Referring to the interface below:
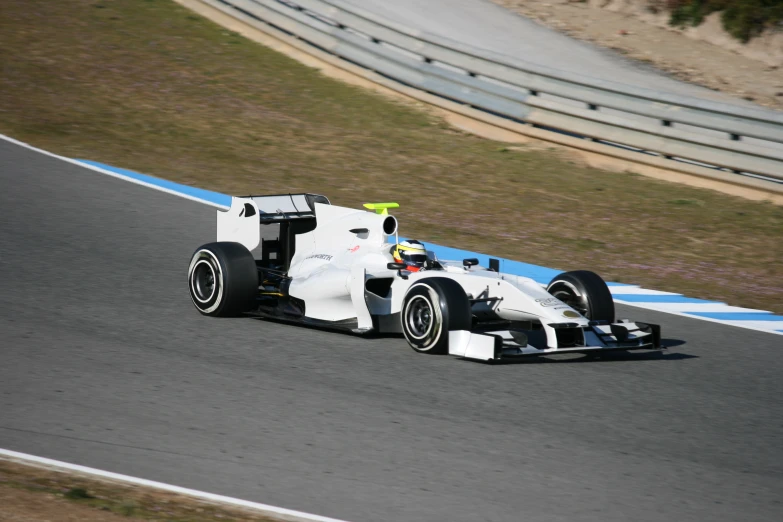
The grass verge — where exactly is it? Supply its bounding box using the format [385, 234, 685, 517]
[1, 0, 781, 313]
[0, 459, 283, 521]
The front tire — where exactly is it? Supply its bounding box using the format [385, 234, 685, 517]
[546, 270, 614, 322]
[188, 242, 258, 317]
[401, 278, 471, 354]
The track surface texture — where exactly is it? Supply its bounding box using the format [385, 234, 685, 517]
[1, 140, 782, 522]
[338, 0, 755, 105]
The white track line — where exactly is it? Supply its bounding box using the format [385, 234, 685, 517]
[0, 134, 226, 209]
[608, 286, 681, 296]
[721, 320, 783, 331]
[0, 449, 351, 522]
[614, 300, 783, 336]
[622, 303, 771, 313]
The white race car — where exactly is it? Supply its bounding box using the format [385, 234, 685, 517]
[187, 193, 662, 362]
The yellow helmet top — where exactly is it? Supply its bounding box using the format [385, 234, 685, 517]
[391, 240, 427, 266]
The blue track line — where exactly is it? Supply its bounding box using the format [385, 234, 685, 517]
[72, 158, 783, 336]
[612, 295, 719, 304]
[685, 312, 781, 321]
[79, 160, 232, 209]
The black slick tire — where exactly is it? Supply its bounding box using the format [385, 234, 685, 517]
[546, 270, 615, 322]
[188, 242, 258, 317]
[401, 277, 471, 354]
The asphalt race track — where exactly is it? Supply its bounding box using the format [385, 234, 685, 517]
[1, 139, 782, 522]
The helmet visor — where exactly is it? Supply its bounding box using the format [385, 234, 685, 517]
[403, 253, 428, 266]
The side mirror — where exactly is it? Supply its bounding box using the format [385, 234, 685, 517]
[463, 258, 479, 267]
[387, 262, 410, 280]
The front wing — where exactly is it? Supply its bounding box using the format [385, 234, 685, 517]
[449, 321, 663, 362]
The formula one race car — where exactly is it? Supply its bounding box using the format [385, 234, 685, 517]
[187, 194, 662, 362]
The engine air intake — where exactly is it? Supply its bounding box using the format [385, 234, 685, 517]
[383, 215, 398, 235]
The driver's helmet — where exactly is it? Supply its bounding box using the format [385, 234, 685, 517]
[391, 240, 428, 271]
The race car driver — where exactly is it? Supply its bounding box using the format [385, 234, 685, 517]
[390, 239, 428, 272]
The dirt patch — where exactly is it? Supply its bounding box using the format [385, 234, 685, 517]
[0, 0, 781, 314]
[492, 0, 783, 108]
[0, 459, 284, 521]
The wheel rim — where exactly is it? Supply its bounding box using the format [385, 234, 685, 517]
[550, 285, 589, 318]
[191, 259, 218, 303]
[406, 295, 434, 340]
[188, 249, 226, 314]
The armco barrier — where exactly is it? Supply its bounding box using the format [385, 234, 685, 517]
[198, 0, 783, 192]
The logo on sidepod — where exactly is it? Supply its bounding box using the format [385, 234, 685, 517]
[305, 254, 333, 261]
[348, 245, 360, 253]
[563, 310, 581, 318]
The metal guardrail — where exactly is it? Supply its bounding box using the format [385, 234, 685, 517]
[207, 0, 783, 185]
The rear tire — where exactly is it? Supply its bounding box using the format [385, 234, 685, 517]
[188, 242, 258, 317]
[401, 278, 471, 354]
[546, 270, 614, 322]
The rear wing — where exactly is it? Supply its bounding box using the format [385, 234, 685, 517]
[216, 193, 330, 251]
[245, 193, 330, 223]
